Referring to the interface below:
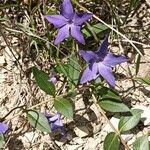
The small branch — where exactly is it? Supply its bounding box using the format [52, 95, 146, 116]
[1, 105, 25, 121]
[91, 94, 130, 150]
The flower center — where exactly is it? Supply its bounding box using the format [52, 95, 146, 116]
[95, 56, 103, 63]
[68, 19, 73, 24]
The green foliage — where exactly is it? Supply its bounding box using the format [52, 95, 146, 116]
[133, 135, 149, 150]
[98, 100, 130, 112]
[0, 134, 5, 149]
[95, 86, 121, 101]
[27, 110, 51, 133]
[134, 77, 150, 85]
[135, 54, 141, 75]
[56, 54, 80, 89]
[82, 23, 108, 38]
[54, 98, 73, 119]
[32, 67, 55, 96]
[104, 132, 120, 150]
[118, 109, 143, 133]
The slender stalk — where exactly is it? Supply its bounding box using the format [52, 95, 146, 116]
[91, 94, 130, 150]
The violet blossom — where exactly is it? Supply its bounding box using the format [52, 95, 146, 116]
[45, 113, 65, 135]
[80, 37, 128, 87]
[0, 122, 8, 134]
[48, 74, 58, 84]
[44, 0, 92, 45]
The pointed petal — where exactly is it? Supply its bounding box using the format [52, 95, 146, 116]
[48, 113, 61, 122]
[0, 122, 8, 134]
[45, 113, 65, 135]
[80, 50, 97, 63]
[74, 12, 93, 25]
[54, 25, 70, 45]
[80, 63, 98, 84]
[60, 0, 74, 19]
[71, 25, 85, 44]
[98, 63, 115, 87]
[44, 15, 67, 28]
[96, 37, 109, 58]
[103, 53, 128, 67]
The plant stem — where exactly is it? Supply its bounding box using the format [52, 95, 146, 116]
[91, 94, 130, 150]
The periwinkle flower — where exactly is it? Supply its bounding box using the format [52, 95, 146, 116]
[80, 37, 128, 87]
[48, 76, 57, 84]
[45, 113, 65, 135]
[0, 122, 8, 134]
[44, 0, 92, 45]
[48, 74, 59, 84]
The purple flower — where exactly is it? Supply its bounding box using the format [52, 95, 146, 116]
[44, 0, 92, 45]
[48, 74, 58, 84]
[45, 113, 65, 135]
[80, 37, 128, 87]
[48, 76, 57, 84]
[0, 122, 8, 134]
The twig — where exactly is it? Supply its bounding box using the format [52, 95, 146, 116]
[92, 94, 130, 150]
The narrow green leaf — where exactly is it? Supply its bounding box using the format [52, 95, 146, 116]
[99, 100, 130, 112]
[54, 98, 73, 119]
[104, 132, 120, 150]
[133, 135, 149, 150]
[68, 54, 80, 88]
[134, 77, 150, 85]
[55, 55, 80, 88]
[32, 67, 55, 96]
[0, 134, 5, 149]
[96, 86, 121, 101]
[135, 54, 141, 75]
[55, 64, 69, 77]
[119, 109, 143, 133]
[82, 23, 108, 38]
[27, 110, 51, 133]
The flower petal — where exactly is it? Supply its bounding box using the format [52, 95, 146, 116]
[80, 50, 97, 63]
[45, 113, 65, 135]
[74, 12, 93, 25]
[44, 15, 67, 28]
[98, 63, 115, 87]
[0, 122, 8, 134]
[80, 63, 98, 84]
[71, 25, 85, 44]
[96, 37, 109, 58]
[48, 113, 61, 122]
[60, 0, 74, 19]
[54, 25, 70, 45]
[103, 53, 128, 67]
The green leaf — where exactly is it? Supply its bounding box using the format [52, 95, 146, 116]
[133, 135, 149, 150]
[32, 67, 55, 96]
[0, 134, 5, 149]
[54, 98, 73, 119]
[134, 77, 150, 85]
[129, 0, 140, 12]
[68, 54, 80, 88]
[82, 23, 108, 38]
[119, 109, 143, 133]
[55, 64, 69, 77]
[135, 54, 141, 75]
[55, 54, 80, 88]
[27, 110, 51, 133]
[96, 86, 121, 101]
[98, 100, 130, 112]
[104, 132, 120, 150]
